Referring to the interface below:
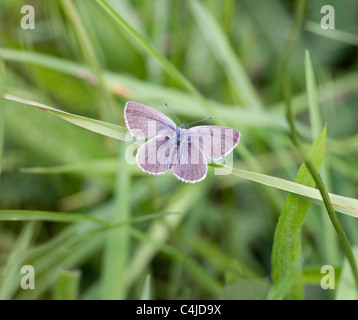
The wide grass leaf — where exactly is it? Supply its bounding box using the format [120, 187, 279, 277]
[271, 125, 327, 299]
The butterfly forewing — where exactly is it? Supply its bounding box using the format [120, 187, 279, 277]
[125, 101, 177, 139]
[187, 126, 240, 160]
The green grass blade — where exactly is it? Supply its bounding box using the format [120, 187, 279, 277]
[140, 275, 151, 300]
[305, 50, 340, 265]
[271, 125, 327, 299]
[2, 94, 130, 141]
[95, 0, 212, 115]
[215, 165, 358, 218]
[305, 21, 358, 47]
[188, 0, 263, 109]
[0, 209, 178, 228]
[335, 247, 358, 300]
[20, 158, 118, 175]
[101, 143, 131, 299]
[305, 51, 322, 138]
[54, 269, 81, 300]
[60, 0, 119, 121]
[0, 222, 39, 299]
[0, 52, 5, 178]
[0, 210, 109, 225]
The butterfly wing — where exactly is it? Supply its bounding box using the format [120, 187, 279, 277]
[136, 133, 177, 175]
[172, 135, 207, 183]
[124, 101, 177, 139]
[187, 126, 240, 160]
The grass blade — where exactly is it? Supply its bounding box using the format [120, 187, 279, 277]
[140, 275, 151, 300]
[54, 269, 81, 300]
[0, 52, 5, 177]
[95, 0, 212, 115]
[271, 125, 327, 299]
[101, 143, 131, 299]
[0, 222, 39, 299]
[2, 94, 130, 142]
[217, 164, 358, 218]
[305, 21, 358, 47]
[335, 247, 358, 300]
[60, 0, 119, 121]
[305, 51, 322, 138]
[0, 210, 109, 225]
[305, 50, 340, 265]
[188, 0, 263, 109]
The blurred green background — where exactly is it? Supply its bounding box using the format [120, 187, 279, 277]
[0, 0, 357, 300]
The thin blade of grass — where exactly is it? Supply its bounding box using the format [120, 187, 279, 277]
[95, 0, 213, 116]
[0, 209, 109, 225]
[215, 165, 358, 218]
[305, 21, 358, 47]
[305, 50, 340, 265]
[335, 247, 358, 300]
[140, 275, 151, 300]
[0, 52, 5, 178]
[54, 269, 81, 300]
[0, 209, 178, 228]
[188, 0, 263, 110]
[60, 0, 119, 122]
[2, 94, 130, 142]
[101, 143, 131, 299]
[305, 51, 322, 138]
[0, 222, 39, 299]
[20, 158, 119, 175]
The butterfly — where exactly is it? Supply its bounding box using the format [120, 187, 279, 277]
[124, 101, 240, 183]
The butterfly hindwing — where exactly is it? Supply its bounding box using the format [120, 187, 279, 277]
[136, 133, 176, 175]
[173, 136, 207, 183]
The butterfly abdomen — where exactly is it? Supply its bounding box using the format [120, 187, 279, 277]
[176, 128, 181, 147]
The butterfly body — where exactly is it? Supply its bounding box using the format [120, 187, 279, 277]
[124, 101, 240, 183]
[175, 124, 187, 147]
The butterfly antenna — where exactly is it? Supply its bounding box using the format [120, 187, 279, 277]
[186, 117, 213, 127]
[164, 103, 181, 125]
